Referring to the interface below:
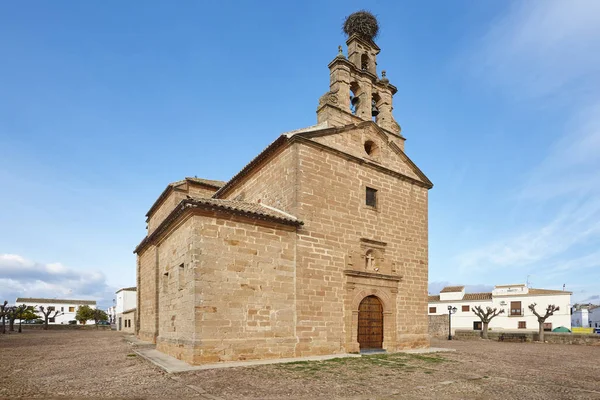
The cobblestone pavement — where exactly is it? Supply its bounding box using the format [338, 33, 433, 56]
[1, 330, 600, 399]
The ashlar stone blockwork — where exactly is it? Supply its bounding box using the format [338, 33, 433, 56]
[135, 15, 432, 365]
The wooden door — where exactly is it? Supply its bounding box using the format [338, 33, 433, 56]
[358, 296, 383, 350]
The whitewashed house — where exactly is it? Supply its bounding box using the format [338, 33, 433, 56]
[115, 287, 136, 331]
[587, 305, 600, 329]
[16, 297, 97, 325]
[107, 305, 116, 324]
[571, 305, 590, 328]
[428, 284, 572, 333]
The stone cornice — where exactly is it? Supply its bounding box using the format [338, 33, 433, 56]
[343, 270, 401, 282]
[134, 198, 301, 255]
[292, 133, 433, 190]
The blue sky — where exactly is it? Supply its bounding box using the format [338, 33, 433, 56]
[1, 1, 599, 308]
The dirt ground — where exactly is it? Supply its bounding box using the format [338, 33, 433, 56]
[1, 330, 600, 399]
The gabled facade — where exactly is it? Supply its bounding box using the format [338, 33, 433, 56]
[428, 284, 572, 333]
[135, 14, 432, 365]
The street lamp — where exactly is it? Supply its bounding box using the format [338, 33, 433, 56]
[448, 305, 457, 340]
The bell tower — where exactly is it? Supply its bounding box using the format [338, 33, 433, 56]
[317, 11, 402, 137]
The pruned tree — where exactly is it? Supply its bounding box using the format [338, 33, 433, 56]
[529, 303, 559, 342]
[4, 306, 18, 332]
[0, 301, 8, 334]
[38, 306, 62, 330]
[91, 309, 108, 328]
[472, 306, 505, 339]
[15, 305, 38, 333]
[76, 305, 93, 325]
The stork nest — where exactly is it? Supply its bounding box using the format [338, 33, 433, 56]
[342, 10, 379, 41]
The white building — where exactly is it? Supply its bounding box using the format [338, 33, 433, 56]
[428, 284, 572, 333]
[573, 304, 600, 328]
[107, 305, 116, 324]
[16, 297, 97, 325]
[571, 305, 590, 328]
[115, 287, 136, 331]
[590, 306, 600, 329]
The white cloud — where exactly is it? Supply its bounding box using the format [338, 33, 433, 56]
[455, 1, 600, 285]
[474, 0, 600, 99]
[0, 254, 116, 307]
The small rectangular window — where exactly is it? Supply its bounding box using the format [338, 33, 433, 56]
[69, 307, 75, 312]
[429, 307, 436, 313]
[366, 187, 377, 207]
[462, 305, 470, 312]
[178, 263, 185, 291]
[61, 307, 64, 312]
[518, 321, 526, 329]
[510, 301, 522, 316]
[543, 323, 552, 331]
[49, 317, 55, 323]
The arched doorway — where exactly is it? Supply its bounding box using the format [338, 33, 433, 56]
[358, 295, 383, 350]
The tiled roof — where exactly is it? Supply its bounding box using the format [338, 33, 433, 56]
[116, 287, 136, 293]
[428, 292, 492, 302]
[16, 298, 96, 305]
[440, 286, 465, 293]
[146, 177, 226, 218]
[135, 198, 302, 254]
[529, 288, 572, 295]
[186, 197, 301, 225]
[464, 292, 493, 301]
[184, 177, 227, 188]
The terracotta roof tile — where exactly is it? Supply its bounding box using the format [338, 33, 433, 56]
[16, 298, 97, 305]
[186, 197, 301, 225]
[116, 287, 136, 293]
[185, 177, 227, 188]
[440, 285, 465, 293]
[428, 295, 440, 302]
[463, 292, 493, 301]
[529, 288, 572, 295]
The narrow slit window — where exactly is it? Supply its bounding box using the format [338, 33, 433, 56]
[163, 272, 169, 292]
[366, 187, 377, 207]
[178, 263, 185, 291]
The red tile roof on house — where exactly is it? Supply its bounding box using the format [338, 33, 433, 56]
[440, 286, 465, 293]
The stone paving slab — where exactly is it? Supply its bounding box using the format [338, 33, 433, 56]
[134, 347, 363, 373]
[399, 347, 456, 354]
[133, 344, 454, 374]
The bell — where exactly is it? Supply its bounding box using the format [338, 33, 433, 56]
[351, 96, 360, 106]
[371, 100, 380, 117]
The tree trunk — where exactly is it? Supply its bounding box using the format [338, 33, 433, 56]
[538, 321, 544, 342]
[1, 316, 5, 334]
[18, 319, 22, 333]
[43, 318, 49, 331]
[482, 322, 489, 339]
[9, 318, 15, 332]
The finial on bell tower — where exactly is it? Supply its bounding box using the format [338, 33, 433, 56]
[316, 11, 401, 138]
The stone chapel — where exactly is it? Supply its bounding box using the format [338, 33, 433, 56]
[134, 12, 433, 365]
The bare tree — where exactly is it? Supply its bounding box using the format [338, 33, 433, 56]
[472, 306, 505, 339]
[38, 306, 62, 330]
[528, 303, 559, 342]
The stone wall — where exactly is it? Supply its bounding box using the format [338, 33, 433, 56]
[429, 314, 449, 338]
[147, 182, 217, 235]
[222, 144, 297, 214]
[455, 329, 600, 345]
[137, 245, 158, 343]
[293, 124, 430, 354]
[14, 324, 110, 330]
[154, 210, 298, 364]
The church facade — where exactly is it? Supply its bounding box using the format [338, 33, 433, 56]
[135, 17, 433, 365]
